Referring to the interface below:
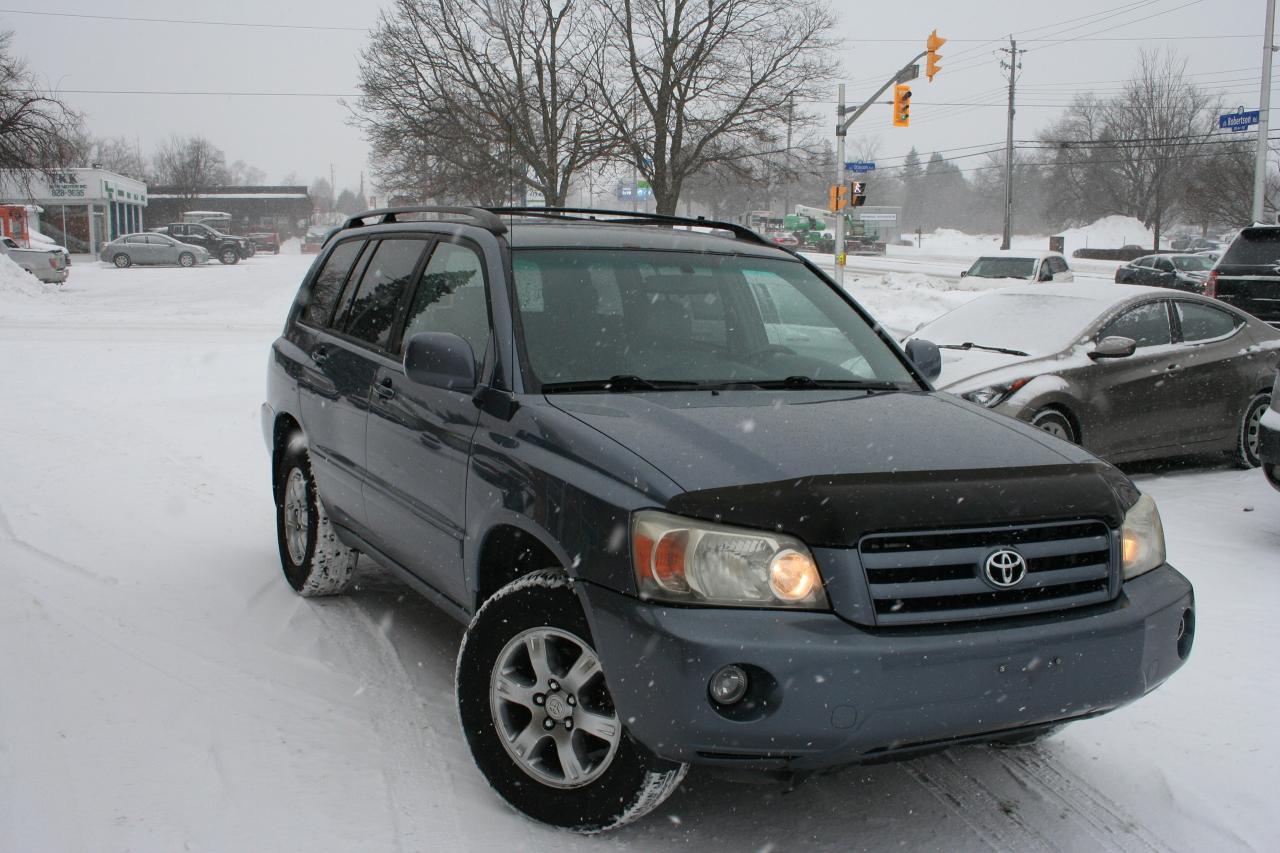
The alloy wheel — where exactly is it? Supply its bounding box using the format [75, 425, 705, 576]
[282, 467, 309, 565]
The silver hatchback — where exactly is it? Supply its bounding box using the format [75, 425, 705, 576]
[100, 233, 210, 268]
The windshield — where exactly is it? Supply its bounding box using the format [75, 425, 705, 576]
[914, 293, 1108, 357]
[1171, 255, 1212, 272]
[1222, 229, 1280, 265]
[966, 257, 1036, 279]
[510, 249, 918, 389]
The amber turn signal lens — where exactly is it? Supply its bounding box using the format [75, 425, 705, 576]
[768, 549, 820, 601]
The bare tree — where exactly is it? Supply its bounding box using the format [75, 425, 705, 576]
[151, 135, 229, 198]
[0, 31, 83, 188]
[585, 0, 836, 215]
[64, 133, 147, 179]
[226, 160, 266, 186]
[354, 0, 611, 207]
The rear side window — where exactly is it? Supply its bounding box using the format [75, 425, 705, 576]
[1222, 229, 1280, 265]
[302, 240, 363, 327]
[401, 242, 490, 359]
[1154, 257, 1174, 273]
[342, 238, 429, 349]
[1100, 302, 1172, 347]
[1177, 301, 1241, 342]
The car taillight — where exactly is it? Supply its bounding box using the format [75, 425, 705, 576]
[1205, 269, 1218, 297]
[48, 257, 57, 269]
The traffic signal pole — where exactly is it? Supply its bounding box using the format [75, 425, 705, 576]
[1253, 0, 1276, 224]
[833, 53, 925, 285]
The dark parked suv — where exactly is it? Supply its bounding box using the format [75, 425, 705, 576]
[154, 222, 252, 264]
[262, 207, 1195, 832]
[1208, 225, 1280, 327]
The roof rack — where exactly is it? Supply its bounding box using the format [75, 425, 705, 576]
[343, 206, 508, 235]
[487, 206, 771, 247]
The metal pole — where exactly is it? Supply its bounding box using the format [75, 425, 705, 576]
[1002, 38, 1017, 250]
[1253, 0, 1276, 223]
[835, 83, 846, 285]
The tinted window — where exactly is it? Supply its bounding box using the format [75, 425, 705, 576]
[401, 242, 489, 359]
[303, 239, 364, 327]
[147, 235, 173, 246]
[967, 257, 1035, 279]
[125, 235, 146, 244]
[1172, 255, 1213, 271]
[342, 238, 428, 349]
[1222, 229, 1280, 265]
[1046, 257, 1067, 275]
[1154, 257, 1174, 273]
[1100, 302, 1172, 347]
[1177, 301, 1240, 342]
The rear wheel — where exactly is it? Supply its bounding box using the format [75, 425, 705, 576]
[274, 438, 358, 596]
[1031, 408, 1077, 444]
[1234, 393, 1270, 469]
[113, 253, 132, 269]
[178, 252, 195, 268]
[457, 570, 687, 832]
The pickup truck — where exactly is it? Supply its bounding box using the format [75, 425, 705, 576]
[0, 236, 69, 283]
[152, 223, 252, 265]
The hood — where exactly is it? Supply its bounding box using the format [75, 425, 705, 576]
[548, 390, 1127, 548]
[934, 348, 1028, 389]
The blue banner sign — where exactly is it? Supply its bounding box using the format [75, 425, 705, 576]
[844, 161, 876, 173]
[1219, 109, 1260, 132]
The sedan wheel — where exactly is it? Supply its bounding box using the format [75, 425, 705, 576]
[1234, 393, 1270, 469]
[1031, 408, 1078, 444]
[178, 252, 195, 268]
[113, 253, 132, 269]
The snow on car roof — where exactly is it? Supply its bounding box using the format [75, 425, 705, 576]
[993, 281, 1166, 305]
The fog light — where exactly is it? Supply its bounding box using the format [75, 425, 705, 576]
[709, 665, 749, 705]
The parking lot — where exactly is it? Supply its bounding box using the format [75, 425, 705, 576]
[1, 251, 1276, 852]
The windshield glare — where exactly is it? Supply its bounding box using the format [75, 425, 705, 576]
[967, 257, 1036, 279]
[915, 293, 1106, 357]
[511, 249, 917, 389]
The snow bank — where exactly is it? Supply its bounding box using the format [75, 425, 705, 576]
[845, 271, 986, 336]
[909, 216, 1156, 259]
[0, 252, 51, 300]
[1053, 215, 1154, 255]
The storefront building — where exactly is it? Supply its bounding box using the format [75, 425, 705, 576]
[0, 168, 148, 254]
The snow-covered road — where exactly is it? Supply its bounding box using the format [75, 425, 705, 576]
[1, 251, 1276, 852]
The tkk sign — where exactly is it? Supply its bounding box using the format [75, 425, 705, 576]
[1219, 108, 1260, 132]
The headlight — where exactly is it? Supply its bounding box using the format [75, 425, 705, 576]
[1121, 493, 1166, 580]
[962, 377, 1030, 407]
[632, 510, 828, 609]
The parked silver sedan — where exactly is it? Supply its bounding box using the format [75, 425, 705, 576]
[908, 283, 1280, 466]
[99, 233, 210, 268]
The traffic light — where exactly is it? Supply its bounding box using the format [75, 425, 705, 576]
[893, 84, 911, 127]
[828, 184, 849, 212]
[849, 181, 868, 207]
[926, 30, 946, 82]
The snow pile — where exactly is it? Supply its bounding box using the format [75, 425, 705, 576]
[0, 252, 51, 300]
[918, 229, 1006, 253]
[845, 270, 985, 336]
[1053, 215, 1154, 255]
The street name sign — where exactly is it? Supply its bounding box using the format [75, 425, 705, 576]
[1219, 108, 1260, 132]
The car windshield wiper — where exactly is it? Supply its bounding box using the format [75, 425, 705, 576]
[745, 376, 904, 391]
[936, 342, 1029, 357]
[541, 375, 704, 394]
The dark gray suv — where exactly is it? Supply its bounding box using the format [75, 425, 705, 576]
[261, 207, 1194, 832]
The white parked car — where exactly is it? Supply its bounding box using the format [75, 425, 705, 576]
[961, 250, 1074, 283]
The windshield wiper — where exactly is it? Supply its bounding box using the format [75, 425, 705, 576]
[746, 376, 904, 391]
[541, 375, 703, 394]
[936, 342, 1029, 357]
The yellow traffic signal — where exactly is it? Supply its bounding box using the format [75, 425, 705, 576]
[926, 30, 946, 82]
[893, 84, 911, 127]
[828, 184, 849, 212]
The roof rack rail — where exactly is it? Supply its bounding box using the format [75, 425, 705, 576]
[344, 206, 508, 235]
[487, 206, 770, 247]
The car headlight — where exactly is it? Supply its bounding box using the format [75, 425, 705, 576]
[1121, 493, 1166, 580]
[632, 510, 828, 609]
[962, 377, 1030, 407]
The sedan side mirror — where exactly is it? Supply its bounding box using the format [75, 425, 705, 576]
[905, 338, 942, 382]
[959, 270, 968, 277]
[403, 331, 477, 390]
[1089, 336, 1137, 360]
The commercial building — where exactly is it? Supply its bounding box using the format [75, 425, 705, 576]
[0, 167, 149, 254]
[146, 186, 312, 236]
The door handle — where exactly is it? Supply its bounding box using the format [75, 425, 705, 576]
[1165, 363, 1180, 371]
[374, 377, 396, 399]
[310, 345, 329, 364]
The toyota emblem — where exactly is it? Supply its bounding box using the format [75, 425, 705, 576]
[984, 549, 1028, 588]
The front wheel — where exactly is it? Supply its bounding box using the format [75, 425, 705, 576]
[1030, 408, 1078, 444]
[113, 253, 132, 269]
[1234, 393, 1271, 469]
[457, 570, 687, 832]
[178, 252, 195, 268]
[219, 248, 239, 265]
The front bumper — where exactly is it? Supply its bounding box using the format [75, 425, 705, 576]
[584, 565, 1194, 770]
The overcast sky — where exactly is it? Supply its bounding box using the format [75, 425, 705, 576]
[5, 0, 1274, 196]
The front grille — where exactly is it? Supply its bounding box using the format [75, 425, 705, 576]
[858, 520, 1117, 626]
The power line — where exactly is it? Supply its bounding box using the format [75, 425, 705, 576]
[0, 7, 368, 32]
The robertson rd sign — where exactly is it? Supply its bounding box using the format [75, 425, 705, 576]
[1219, 108, 1261, 132]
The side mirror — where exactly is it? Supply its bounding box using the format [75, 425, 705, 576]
[905, 338, 942, 382]
[1038, 267, 1053, 282]
[403, 331, 477, 390]
[959, 270, 968, 277]
[1089, 336, 1137, 360]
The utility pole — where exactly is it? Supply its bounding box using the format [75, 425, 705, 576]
[999, 37, 1023, 250]
[835, 83, 847, 283]
[784, 94, 795, 219]
[1254, 0, 1277, 223]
